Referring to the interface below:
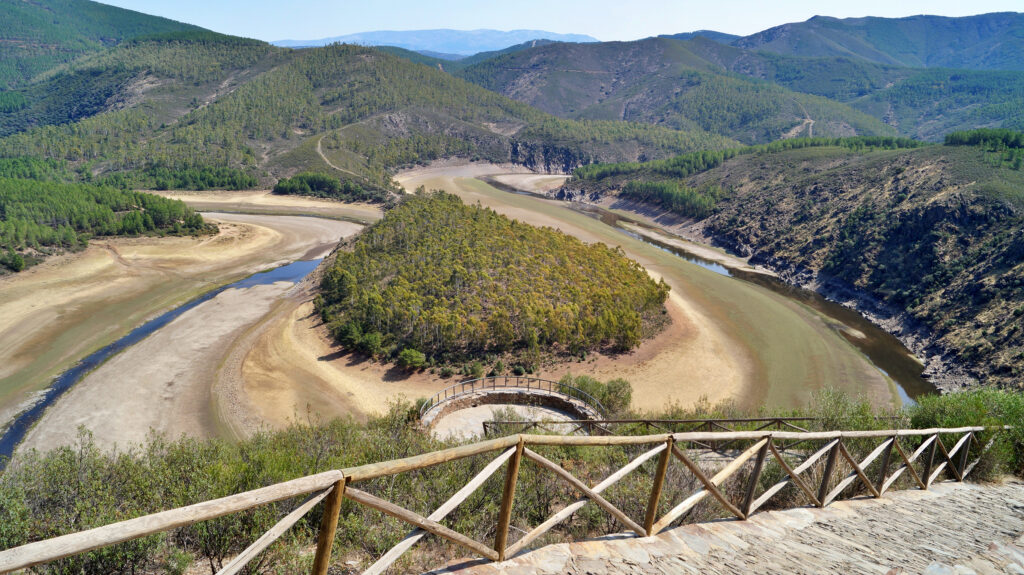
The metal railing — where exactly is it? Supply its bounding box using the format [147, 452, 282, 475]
[482, 416, 821, 437]
[418, 376, 606, 418]
[0, 425, 1010, 575]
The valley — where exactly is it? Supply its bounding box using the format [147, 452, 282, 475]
[2, 3, 1024, 572]
[2, 164, 933, 456]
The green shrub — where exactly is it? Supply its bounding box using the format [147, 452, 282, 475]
[488, 361, 504, 377]
[2, 389, 1021, 574]
[396, 348, 426, 370]
[911, 388, 1024, 478]
[559, 374, 633, 415]
[465, 361, 485, 379]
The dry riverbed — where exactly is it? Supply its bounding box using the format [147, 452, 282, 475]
[3, 212, 360, 452]
[5, 168, 901, 454]
[151, 189, 382, 224]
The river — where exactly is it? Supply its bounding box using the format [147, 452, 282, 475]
[398, 163, 933, 410]
[0, 211, 362, 462]
[0, 172, 936, 461]
[0, 259, 323, 462]
[573, 204, 932, 404]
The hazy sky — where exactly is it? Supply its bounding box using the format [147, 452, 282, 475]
[95, 0, 1024, 42]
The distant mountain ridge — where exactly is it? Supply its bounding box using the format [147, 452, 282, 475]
[660, 30, 739, 44]
[272, 29, 598, 54]
[733, 12, 1024, 71]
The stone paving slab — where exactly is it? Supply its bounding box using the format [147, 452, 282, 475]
[426, 481, 1024, 574]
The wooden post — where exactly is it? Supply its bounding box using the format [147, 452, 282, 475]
[494, 437, 524, 561]
[742, 439, 771, 517]
[875, 436, 895, 495]
[643, 438, 673, 535]
[958, 432, 972, 480]
[311, 478, 346, 575]
[817, 440, 841, 507]
[922, 434, 938, 489]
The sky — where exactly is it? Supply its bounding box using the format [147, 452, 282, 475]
[95, 0, 1024, 42]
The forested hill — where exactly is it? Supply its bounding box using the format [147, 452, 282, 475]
[0, 175, 208, 272]
[0, 0, 204, 89]
[565, 132, 1024, 389]
[0, 35, 735, 191]
[733, 12, 1024, 71]
[455, 37, 896, 145]
[316, 191, 669, 366]
[452, 35, 1024, 143]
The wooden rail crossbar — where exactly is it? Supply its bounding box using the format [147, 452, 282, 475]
[0, 426, 1009, 574]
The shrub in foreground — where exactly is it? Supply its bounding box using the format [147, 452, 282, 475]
[0, 389, 1020, 573]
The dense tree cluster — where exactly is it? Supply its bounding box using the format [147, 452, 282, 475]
[0, 157, 65, 181]
[945, 129, 1024, 170]
[141, 163, 257, 190]
[0, 178, 206, 271]
[0, 92, 26, 113]
[272, 172, 388, 203]
[945, 128, 1024, 149]
[620, 181, 726, 219]
[316, 192, 669, 363]
[573, 136, 926, 182]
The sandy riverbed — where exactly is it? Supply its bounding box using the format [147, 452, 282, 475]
[2, 212, 360, 451]
[151, 190, 383, 224]
[222, 266, 746, 430]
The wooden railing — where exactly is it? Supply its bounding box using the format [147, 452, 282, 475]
[0, 426, 1008, 575]
[481, 417, 902, 452]
[418, 376, 606, 418]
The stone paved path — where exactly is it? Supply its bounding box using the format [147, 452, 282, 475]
[429, 481, 1024, 574]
